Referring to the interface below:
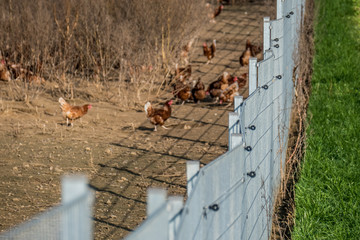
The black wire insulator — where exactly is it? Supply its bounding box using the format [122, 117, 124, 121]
[248, 125, 256, 131]
[209, 204, 219, 211]
[245, 146, 252, 152]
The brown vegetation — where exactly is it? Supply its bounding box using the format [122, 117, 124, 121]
[0, 0, 209, 108]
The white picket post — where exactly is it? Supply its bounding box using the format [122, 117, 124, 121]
[61, 175, 92, 240]
[234, 95, 243, 113]
[277, 0, 284, 19]
[168, 196, 183, 240]
[249, 57, 258, 95]
[230, 133, 243, 150]
[263, 17, 271, 53]
[186, 160, 200, 197]
[147, 188, 167, 217]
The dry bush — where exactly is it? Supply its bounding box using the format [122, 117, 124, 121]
[0, 0, 209, 108]
[271, 0, 314, 239]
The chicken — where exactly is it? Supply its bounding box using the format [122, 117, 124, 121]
[144, 100, 173, 131]
[180, 39, 195, 65]
[221, 72, 239, 85]
[239, 47, 252, 67]
[239, 40, 263, 66]
[213, 4, 224, 18]
[237, 72, 248, 88]
[173, 81, 191, 104]
[207, 4, 224, 23]
[9, 63, 45, 85]
[246, 40, 262, 57]
[191, 78, 206, 103]
[219, 81, 239, 105]
[208, 72, 231, 90]
[0, 59, 11, 81]
[59, 97, 92, 126]
[203, 40, 216, 64]
[206, 72, 230, 102]
[174, 63, 192, 83]
[207, 88, 224, 103]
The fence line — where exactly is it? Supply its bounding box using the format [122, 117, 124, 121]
[0, 175, 94, 240]
[0, 0, 304, 239]
[125, 0, 305, 239]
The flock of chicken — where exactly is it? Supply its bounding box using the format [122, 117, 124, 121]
[0, 58, 45, 84]
[1, 1, 262, 131]
[144, 3, 263, 132]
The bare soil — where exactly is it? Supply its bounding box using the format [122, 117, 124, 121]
[0, 1, 276, 239]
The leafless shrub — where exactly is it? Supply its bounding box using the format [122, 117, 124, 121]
[0, 0, 208, 108]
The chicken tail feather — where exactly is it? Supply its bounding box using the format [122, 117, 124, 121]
[144, 102, 151, 116]
[58, 97, 70, 110]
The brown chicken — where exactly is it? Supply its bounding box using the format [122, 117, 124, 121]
[208, 72, 231, 91]
[206, 72, 230, 102]
[219, 82, 239, 105]
[59, 97, 92, 126]
[213, 4, 224, 18]
[239, 47, 252, 67]
[207, 3, 224, 23]
[237, 73, 248, 88]
[144, 100, 173, 131]
[0, 59, 11, 81]
[239, 40, 263, 66]
[246, 40, 262, 57]
[191, 78, 206, 103]
[173, 81, 191, 104]
[175, 64, 192, 83]
[180, 39, 195, 65]
[203, 40, 216, 64]
[9, 63, 45, 85]
[221, 72, 239, 85]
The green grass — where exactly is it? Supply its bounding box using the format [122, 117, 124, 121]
[292, 0, 360, 239]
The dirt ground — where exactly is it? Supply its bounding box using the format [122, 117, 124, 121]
[0, 1, 276, 239]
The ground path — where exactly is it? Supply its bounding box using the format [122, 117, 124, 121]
[0, 1, 275, 239]
[91, 2, 276, 239]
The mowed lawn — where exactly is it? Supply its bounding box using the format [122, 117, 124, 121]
[292, 0, 360, 239]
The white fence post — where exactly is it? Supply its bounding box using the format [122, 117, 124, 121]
[263, 17, 271, 53]
[168, 196, 183, 240]
[186, 160, 200, 197]
[147, 188, 167, 217]
[61, 175, 93, 240]
[234, 95, 243, 113]
[230, 133, 243, 150]
[249, 57, 258, 95]
[277, 0, 284, 19]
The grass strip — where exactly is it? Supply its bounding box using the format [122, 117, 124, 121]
[293, 0, 360, 239]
